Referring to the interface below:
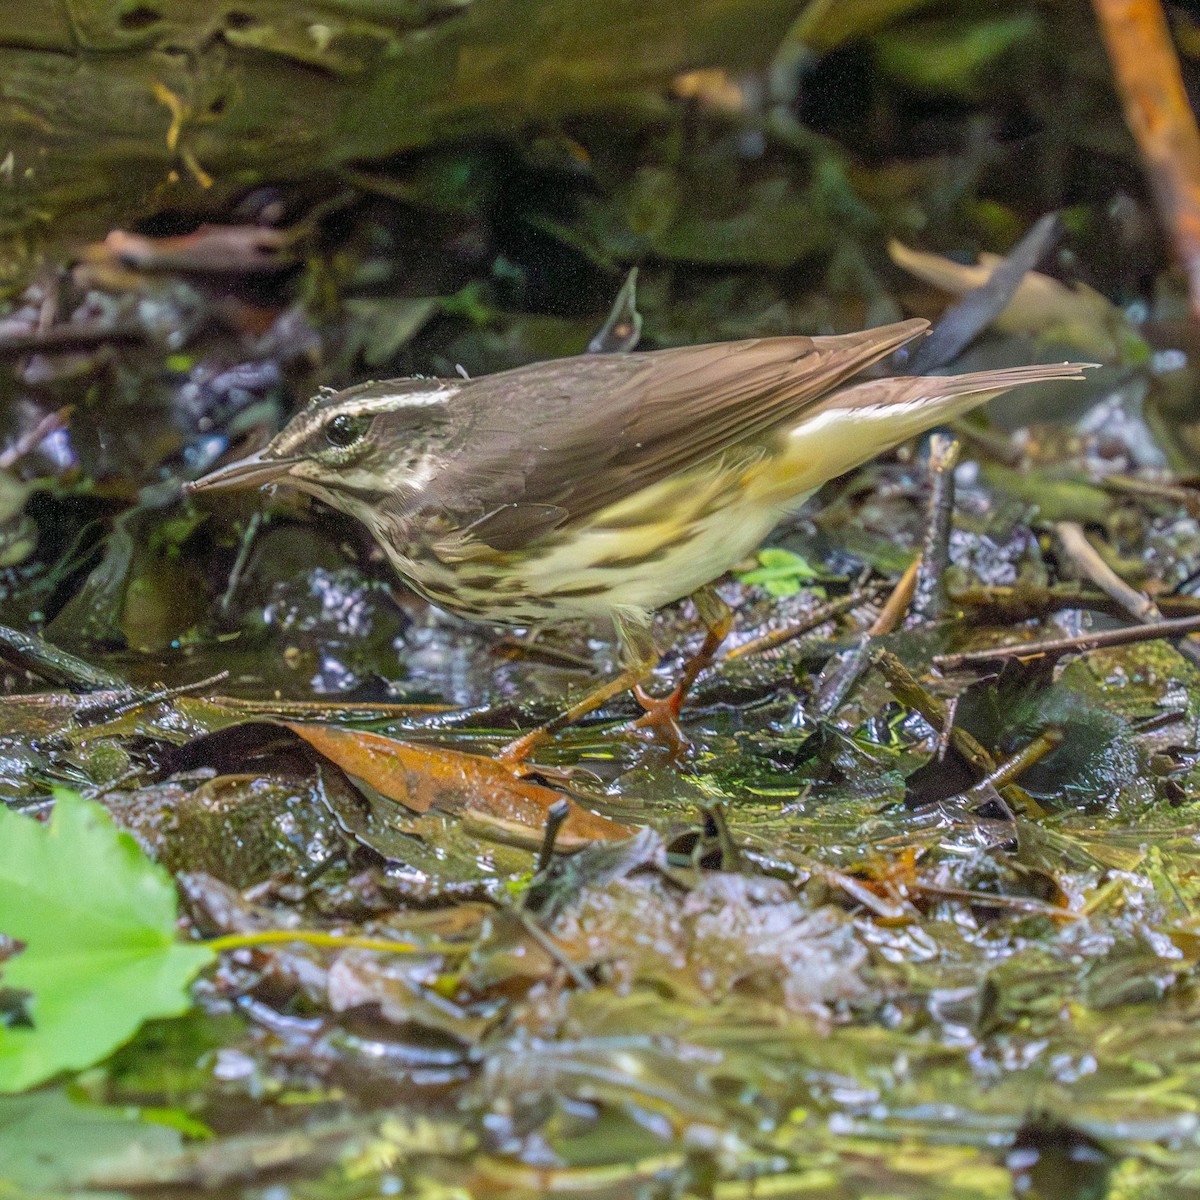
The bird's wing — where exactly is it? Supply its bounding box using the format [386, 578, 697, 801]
[420, 318, 930, 553]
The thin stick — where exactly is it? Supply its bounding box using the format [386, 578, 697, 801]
[913, 884, 1080, 919]
[873, 650, 1053, 817]
[740, 846, 914, 920]
[1055, 519, 1200, 667]
[0, 321, 146, 359]
[1055, 521, 1156, 621]
[1101, 472, 1200, 517]
[870, 556, 920, 635]
[933, 611, 1200, 670]
[935, 694, 958, 762]
[724, 590, 870, 660]
[950, 581, 1200, 621]
[493, 634, 595, 670]
[908, 435, 960, 626]
[535, 798, 572, 874]
[517, 910, 593, 990]
[75, 670, 230, 725]
[207, 929, 422, 955]
[208, 695, 455, 717]
[0, 408, 71, 469]
[872, 649, 998, 778]
[219, 511, 262, 618]
[966, 728, 1063, 797]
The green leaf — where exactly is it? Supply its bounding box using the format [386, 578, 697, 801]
[0, 1089, 182, 1191]
[0, 790, 214, 1093]
[735, 548, 824, 597]
[872, 13, 1038, 97]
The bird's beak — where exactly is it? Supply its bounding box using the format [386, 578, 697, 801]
[183, 450, 296, 495]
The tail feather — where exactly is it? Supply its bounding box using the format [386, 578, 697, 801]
[752, 361, 1094, 505]
[845, 361, 1092, 404]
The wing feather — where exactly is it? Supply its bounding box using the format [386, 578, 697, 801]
[420, 319, 930, 553]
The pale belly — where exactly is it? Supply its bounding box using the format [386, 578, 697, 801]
[519, 494, 785, 618]
[373, 463, 812, 627]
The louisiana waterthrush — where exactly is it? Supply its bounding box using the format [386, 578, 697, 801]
[186, 319, 1087, 755]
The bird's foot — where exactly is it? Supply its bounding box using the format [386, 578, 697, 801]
[495, 727, 551, 775]
[628, 684, 691, 757]
[494, 729, 596, 789]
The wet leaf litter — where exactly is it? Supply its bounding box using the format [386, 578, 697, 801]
[3, 3, 1200, 1196]
[2, 279, 1197, 1199]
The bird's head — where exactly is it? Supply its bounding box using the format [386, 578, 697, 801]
[184, 378, 460, 522]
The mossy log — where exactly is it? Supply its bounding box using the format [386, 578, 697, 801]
[0, 0, 801, 245]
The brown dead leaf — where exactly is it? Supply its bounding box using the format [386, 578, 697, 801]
[283, 723, 631, 849]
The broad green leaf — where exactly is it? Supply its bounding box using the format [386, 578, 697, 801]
[0, 790, 214, 1093]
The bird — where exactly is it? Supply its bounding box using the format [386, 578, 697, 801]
[185, 318, 1088, 760]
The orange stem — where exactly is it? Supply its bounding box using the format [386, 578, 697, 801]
[1092, 0, 1200, 318]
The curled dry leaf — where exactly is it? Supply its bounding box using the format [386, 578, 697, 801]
[282, 722, 631, 849]
[889, 238, 1133, 362]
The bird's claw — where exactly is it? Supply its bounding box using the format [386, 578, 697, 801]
[496, 728, 550, 769]
[494, 730, 601, 789]
[628, 684, 692, 758]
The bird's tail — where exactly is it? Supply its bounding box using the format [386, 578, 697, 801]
[750, 361, 1093, 506]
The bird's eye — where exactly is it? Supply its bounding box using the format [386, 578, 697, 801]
[326, 413, 371, 448]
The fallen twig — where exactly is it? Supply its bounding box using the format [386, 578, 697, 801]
[0, 408, 71, 469]
[872, 649, 1052, 818]
[75, 671, 231, 725]
[964, 728, 1063, 800]
[1055, 519, 1200, 666]
[907, 435, 960, 626]
[219, 512, 263, 618]
[810, 437, 948, 713]
[933, 611, 1200, 669]
[492, 634, 596, 670]
[739, 845, 916, 921]
[517, 909, 593, 991]
[949, 581, 1200, 622]
[0, 321, 146, 359]
[912, 883, 1079, 920]
[870, 556, 921, 635]
[1100, 472, 1200, 517]
[1054, 521, 1157, 622]
[724, 589, 871, 660]
[872, 649, 998, 779]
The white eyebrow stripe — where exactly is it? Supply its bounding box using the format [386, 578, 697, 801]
[333, 385, 461, 416]
[272, 384, 462, 454]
